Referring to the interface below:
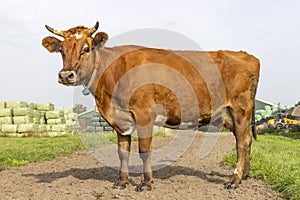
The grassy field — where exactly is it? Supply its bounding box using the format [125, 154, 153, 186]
[0, 130, 165, 169]
[0, 136, 84, 169]
[1, 131, 299, 199]
[223, 133, 300, 200]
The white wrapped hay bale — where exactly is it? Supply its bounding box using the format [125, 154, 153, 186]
[51, 125, 63, 132]
[6, 101, 28, 108]
[46, 119, 56, 125]
[56, 117, 66, 124]
[0, 117, 13, 124]
[65, 124, 74, 132]
[35, 103, 54, 111]
[33, 118, 41, 124]
[46, 131, 68, 137]
[40, 111, 46, 117]
[28, 103, 35, 110]
[17, 124, 39, 133]
[33, 110, 41, 118]
[0, 108, 13, 117]
[13, 116, 33, 124]
[66, 119, 76, 125]
[33, 110, 41, 124]
[39, 124, 47, 133]
[40, 117, 46, 124]
[39, 111, 46, 124]
[64, 108, 73, 114]
[0, 102, 6, 108]
[255, 114, 262, 122]
[13, 108, 34, 117]
[16, 133, 27, 137]
[46, 132, 57, 137]
[45, 111, 64, 119]
[52, 124, 73, 132]
[47, 132, 64, 137]
[1, 124, 18, 133]
[46, 117, 66, 125]
[66, 113, 78, 120]
[46, 125, 52, 132]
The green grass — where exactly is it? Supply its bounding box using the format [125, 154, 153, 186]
[223, 133, 300, 200]
[260, 128, 300, 139]
[78, 132, 138, 148]
[0, 131, 162, 169]
[0, 136, 84, 168]
[0, 129, 170, 170]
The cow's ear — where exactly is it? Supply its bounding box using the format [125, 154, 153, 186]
[42, 36, 62, 53]
[93, 32, 108, 49]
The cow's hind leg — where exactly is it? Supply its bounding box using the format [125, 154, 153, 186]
[135, 125, 153, 192]
[114, 132, 131, 189]
[228, 109, 252, 190]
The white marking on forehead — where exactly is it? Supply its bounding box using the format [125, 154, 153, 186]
[74, 33, 83, 39]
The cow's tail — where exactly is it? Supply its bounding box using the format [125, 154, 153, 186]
[251, 104, 257, 140]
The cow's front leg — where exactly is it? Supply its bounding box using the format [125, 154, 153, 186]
[136, 126, 153, 192]
[114, 132, 131, 189]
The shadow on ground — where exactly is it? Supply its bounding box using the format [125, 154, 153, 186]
[23, 165, 229, 186]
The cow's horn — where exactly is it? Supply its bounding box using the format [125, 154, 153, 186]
[45, 25, 65, 38]
[88, 21, 99, 36]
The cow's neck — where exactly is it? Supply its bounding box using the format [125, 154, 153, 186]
[82, 50, 100, 95]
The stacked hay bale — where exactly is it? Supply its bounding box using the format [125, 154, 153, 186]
[60, 107, 79, 129]
[0, 101, 79, 137]
[255, 105, 292, 122]
[86, 108, 115, 133]
[37, 103, 78, 136]
[0, 102, 15, 136]
[13, 106, 39, 137]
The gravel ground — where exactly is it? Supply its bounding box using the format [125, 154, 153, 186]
[0, 132, 283, 200]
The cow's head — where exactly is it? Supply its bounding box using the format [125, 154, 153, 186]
[42, 22, 108, 86]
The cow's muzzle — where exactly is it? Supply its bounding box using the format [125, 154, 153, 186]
[58, 70, 77, 85]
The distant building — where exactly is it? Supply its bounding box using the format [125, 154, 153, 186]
[255, 98, 275, 110]
[78, 110, 94, 131]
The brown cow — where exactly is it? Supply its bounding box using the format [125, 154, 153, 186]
[42, 22, 260, 191]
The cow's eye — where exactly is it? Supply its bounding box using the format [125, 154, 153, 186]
[59, 47, 64, 54]
[83, 47, 90, 53]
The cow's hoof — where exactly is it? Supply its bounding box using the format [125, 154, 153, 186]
[227, 183, 237, 190]
[113, 184, 126, 190]
[113, 179, 128, 190]
[135, 184, 152, 192]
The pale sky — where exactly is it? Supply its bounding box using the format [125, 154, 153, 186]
[0, 0, 299, 108]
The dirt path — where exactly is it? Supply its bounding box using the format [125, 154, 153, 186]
[0, 132, 283, 200]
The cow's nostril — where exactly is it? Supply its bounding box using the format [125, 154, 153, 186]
[68, 72, 74, 79]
